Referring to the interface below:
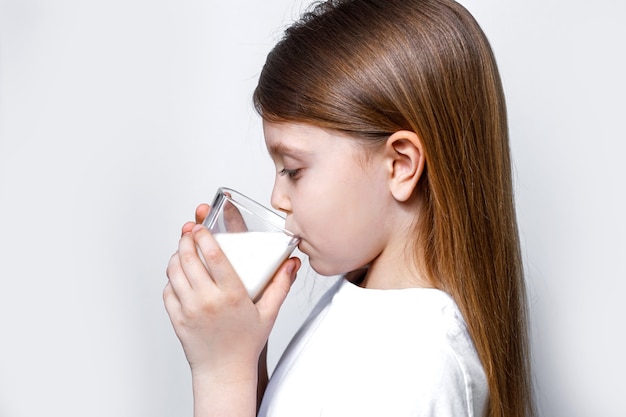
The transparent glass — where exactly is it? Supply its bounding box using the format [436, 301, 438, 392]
[202, 187, 300, 300]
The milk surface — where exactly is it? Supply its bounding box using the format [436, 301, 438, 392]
[213, 231, 297, 300]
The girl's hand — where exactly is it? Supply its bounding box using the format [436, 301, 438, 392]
[163, 204, 300, 415]
[165, 225, 299, 373]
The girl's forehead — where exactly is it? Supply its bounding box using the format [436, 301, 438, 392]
[263, 120, 315, 137]
[263, 120, 383, 164]
[263, 120, 354, 143]
[263, 122, 325, 156]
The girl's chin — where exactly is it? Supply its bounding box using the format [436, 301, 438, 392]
[296, 241, 306, 254]
[307, 257, 348, 278]
[297, 242, 357, 277]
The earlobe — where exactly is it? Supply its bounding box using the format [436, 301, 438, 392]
[384, 130, 425, 202]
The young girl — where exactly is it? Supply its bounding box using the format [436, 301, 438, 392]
[164, 0, 535, 416]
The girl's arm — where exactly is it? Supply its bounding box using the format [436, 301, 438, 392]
[164, 209, 299, 417]
[190, 365, 258, 417]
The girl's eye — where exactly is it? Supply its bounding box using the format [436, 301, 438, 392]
[279, 168, 301, 179]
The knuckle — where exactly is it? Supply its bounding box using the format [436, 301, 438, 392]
[181, 302, 207, 322]
[170, 313, 188, 330]
[167, 251, 178, 264]
[220, 289, 247, 310]
[179, 249, 198, 266]
[165, 256, 177, 277]
[200, 246, 224, 265]
[221, 291, 239, 307]
[162, 283, 172, 301]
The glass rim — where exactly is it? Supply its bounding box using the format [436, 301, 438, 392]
[211, 187, 299, 239]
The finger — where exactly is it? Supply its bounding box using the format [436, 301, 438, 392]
[163, 281, 182, 321]
[256, 257, 301, 322]
[177, 231, 219, 291]
[191, 224, 246, 293]
[195, 203, 210, 224]
[181, 203, 211, 236]
[165, 251, 194, 303]
[181, 221, 196, 236]
[223, 200, 248, 232]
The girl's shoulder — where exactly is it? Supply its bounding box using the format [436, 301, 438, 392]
[304, 276, 486, 382]
[331, 276, 469, 336]
[262, 277, 488, 417]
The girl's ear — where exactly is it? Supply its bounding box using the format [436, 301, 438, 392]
[383, 130, 425, 202]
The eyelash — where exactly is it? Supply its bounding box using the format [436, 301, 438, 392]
[279, 168, 301, 179]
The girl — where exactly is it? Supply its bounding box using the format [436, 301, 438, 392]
[164, 0, 535, 416]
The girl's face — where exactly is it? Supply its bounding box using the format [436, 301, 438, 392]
[264, 121, 394, 276]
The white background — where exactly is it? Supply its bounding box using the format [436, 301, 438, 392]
[0, 1, 624, 416]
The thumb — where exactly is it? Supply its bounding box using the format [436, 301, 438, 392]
[256, 257, 301, 322]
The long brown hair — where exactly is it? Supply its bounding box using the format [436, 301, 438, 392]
[253, 0, 534, 416]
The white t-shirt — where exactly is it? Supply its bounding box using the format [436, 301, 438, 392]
[259, 277, 488, 417]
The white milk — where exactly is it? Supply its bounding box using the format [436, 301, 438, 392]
[213, 231, 297, 300]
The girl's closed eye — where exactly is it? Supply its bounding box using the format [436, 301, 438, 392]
[279, 168, 302, 179]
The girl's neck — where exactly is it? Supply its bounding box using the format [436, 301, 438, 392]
[349, 196, 430, 290]
[350, 241, 431, 290]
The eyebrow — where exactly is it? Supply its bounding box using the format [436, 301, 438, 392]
[266, 142, 311, 158]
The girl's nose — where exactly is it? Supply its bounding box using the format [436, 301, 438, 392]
[270, 183, 292, 214]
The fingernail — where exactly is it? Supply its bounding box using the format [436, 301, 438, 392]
[287, 261, 298, 281]
[192, 224, 205, 233]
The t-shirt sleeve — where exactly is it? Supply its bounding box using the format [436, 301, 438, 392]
[317, 339, 488, 417]
[404, 344, 488, 417]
